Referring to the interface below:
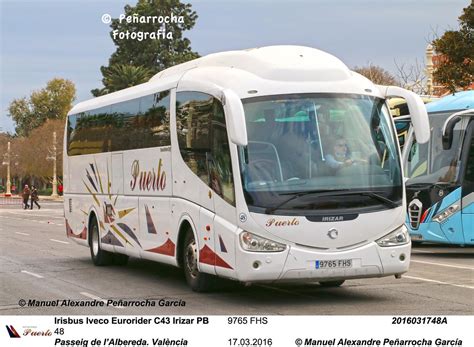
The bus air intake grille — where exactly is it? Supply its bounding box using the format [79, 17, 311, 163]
[336, 240, 369, 250]
[408, 199, 422, 230]
[294, 243, 329, 251]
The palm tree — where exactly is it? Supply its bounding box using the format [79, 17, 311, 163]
[93, 64, 154, 96]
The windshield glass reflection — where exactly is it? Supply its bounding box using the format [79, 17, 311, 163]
[239, 93, 403, 214]
[405, 112, 463, 186]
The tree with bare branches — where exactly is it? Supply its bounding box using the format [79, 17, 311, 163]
[394, 59, 428, 95]
[353, 65, 399, 86]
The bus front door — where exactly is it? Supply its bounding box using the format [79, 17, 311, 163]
[461, 123, 474, 245]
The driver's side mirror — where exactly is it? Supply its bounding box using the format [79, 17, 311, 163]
[222, 89, 248, 146]
[379, 86, 430, 144]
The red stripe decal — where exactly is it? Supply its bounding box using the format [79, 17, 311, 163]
[199, 245, 233, 269]
[146, 239, 175, 256]
[65, 220, 87, 239]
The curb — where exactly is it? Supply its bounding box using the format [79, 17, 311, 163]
[39, 195, 64, 202]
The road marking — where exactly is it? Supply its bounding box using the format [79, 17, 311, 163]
[1, 216, 64, 226]
[50, 239, 69, 244]
[15, 232, 30, 236]
[79, 292, 124, 309]
[6, 211, 63, 219]
[0, 304, 22, 310]
[21, 270, 44, 279]
[411, 260, 473, 270]
[404, 275, 474, 290]
[80, 292, 107, 303]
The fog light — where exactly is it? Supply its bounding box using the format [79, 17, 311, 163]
[252, 261, 260, 269]
[399, 254, 406, 261]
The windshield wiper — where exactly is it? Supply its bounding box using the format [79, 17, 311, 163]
[406, 182, 455, 190]
[265, 189, 349, 214]
[344, 191, 399, 208]
[264, 189, 398, 214]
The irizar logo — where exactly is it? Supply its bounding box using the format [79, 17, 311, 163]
[321, 216, 344, 222]
[327, 228, 339, 239]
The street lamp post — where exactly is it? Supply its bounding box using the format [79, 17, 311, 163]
[47, 131, 59, 198]
[2, 141, 12, 196]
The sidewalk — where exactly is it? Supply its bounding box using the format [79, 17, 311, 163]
[38, 195, 64, 202]
[0, 194, 63, 203]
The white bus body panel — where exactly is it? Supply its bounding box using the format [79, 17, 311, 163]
[249, 207, 405, 249]
[64, 46, 416, 285]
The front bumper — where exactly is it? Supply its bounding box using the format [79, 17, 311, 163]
[234, 241, 411, 283]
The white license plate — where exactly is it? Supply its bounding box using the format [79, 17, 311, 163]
[315, 259, 352, 269]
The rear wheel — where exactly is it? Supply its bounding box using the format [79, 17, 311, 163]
[319, 280, 345, 287]
[89, 217, 113, 266]
[182, 229, 214, 292]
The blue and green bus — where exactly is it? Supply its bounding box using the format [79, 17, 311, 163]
[402, 91, 474, 245]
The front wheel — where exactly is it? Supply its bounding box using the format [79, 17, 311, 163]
[182, 230, 214, 292]
[319, 280, 345, 287]
[89, 217, 113, 266]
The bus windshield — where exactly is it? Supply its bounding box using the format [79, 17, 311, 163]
[405, 112, 463, 186]
[239, 93, 402, 213]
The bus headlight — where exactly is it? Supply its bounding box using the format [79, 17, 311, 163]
[240, 231, 286, 252]
[376, 225, 409, 247]
[432, 204, 460, 224]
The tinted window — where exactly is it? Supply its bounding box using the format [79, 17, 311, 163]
[110, 99, 140, 151]
[139, 91, 171, 148]
[68, 106, 112, 155]
[67, 90, 171, 155]
[176, 91, 235, 204]
[464, 130, 474, 183]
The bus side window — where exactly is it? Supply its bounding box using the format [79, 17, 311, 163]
[463, 130, 474, 193]
[176, 92, 213, 184]
[406, 137, 427, 178]
[210, 99, 235, 205]
[67, 106, 112, 155]
[110, 99, 140, 151]
[139, 91, 171, 148]
[176, 92, 235, 205]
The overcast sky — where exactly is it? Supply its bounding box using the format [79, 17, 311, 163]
[0, 0, 469, 133]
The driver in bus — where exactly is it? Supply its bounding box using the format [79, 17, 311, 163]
[326, 136, 369, 171]
[325, 136, 354, 170]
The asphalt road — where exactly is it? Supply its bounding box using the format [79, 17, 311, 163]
[1, 201, 473, 315]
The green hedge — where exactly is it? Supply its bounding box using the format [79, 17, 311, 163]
[38, 187, 52, 195]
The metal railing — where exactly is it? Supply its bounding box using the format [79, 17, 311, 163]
[0, 195, 22, 205]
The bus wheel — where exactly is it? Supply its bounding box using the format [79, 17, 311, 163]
[114, 253, 129, 266]
[89, 217, 113, 266]
[319, 280, 345, 287]
[182, 230, 214, 292]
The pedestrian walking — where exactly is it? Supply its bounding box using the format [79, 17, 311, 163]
[30, 185, 40, 210]
[22, 185, 30, 209]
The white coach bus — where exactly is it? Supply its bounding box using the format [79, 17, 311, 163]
[64, 46, 430, 291]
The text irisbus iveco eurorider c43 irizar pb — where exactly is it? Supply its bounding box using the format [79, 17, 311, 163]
[64, 46, 430, 291]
